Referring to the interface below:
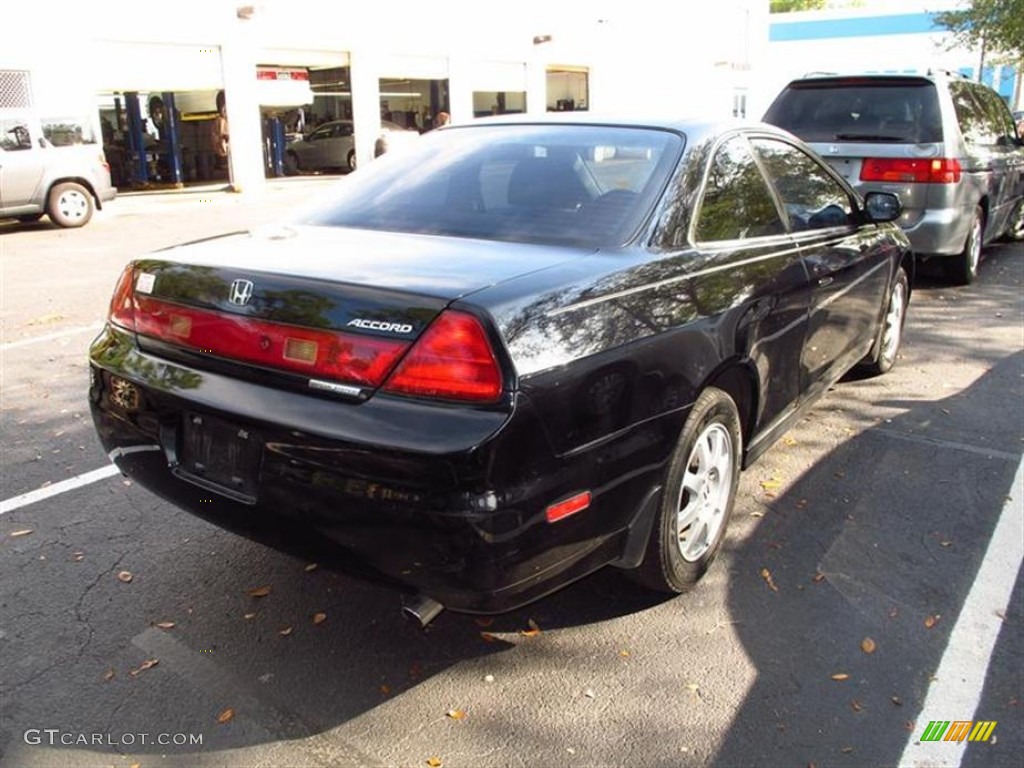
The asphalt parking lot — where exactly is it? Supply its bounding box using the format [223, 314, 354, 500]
[1, 184, 1022, 768]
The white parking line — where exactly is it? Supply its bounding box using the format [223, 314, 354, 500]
[899, 455, 1024, 767]
[1, 323, 103, 351]
[0, 465, 120, 516]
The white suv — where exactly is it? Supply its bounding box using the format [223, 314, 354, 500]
[1, 112, 116, 228]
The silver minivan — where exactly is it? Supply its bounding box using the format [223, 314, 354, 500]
[1, 111, 116, 228]
[764, 71, 1024, 284]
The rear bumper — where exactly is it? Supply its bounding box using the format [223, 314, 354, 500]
[89, 326, 667, 613]
[902, 204, 973, 257]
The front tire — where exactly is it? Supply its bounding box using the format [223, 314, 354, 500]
[631, 387, 742, 593]
[47, 182, 94, 228]
[862, 266, 909, 376]
[947, 206, 983, 285]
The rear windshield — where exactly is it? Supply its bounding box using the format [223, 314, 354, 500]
[764, 78, 943, 144]
[299, 124, 683, 248]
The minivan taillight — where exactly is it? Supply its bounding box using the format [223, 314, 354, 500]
[109, 265, 137, 331]
[383, 311, 503, 402]
[860, 157, 961, 184]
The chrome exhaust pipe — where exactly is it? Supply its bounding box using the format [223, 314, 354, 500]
[402, 594, 444, 628]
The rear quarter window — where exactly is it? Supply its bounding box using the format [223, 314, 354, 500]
[764, 79, 943, 144]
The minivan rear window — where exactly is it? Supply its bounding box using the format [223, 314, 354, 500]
[764, 78, 943, 144]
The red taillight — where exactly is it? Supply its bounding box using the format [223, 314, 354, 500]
[133, 297, 410, 387]
[546, 491, 592, 523]
[383, 311, 503, 402]
[860, 157, 961, 184]
[109, 265, 136, 330]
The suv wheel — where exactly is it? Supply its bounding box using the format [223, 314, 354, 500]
[48, 182, 94, 228]
[948, 206, 983, 285]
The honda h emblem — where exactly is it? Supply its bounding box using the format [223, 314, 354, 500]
[229, 279, 254, 306]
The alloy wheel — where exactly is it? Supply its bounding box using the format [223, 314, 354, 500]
[676, 423, 734, 562]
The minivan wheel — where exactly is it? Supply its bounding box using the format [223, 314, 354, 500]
[1004, 199, 1024, 242]
[347, 149, 357, 172]
[630, 387, 742, 593]
[47, 182, 94, 228]
[862, 267, 909, 376]
[948, 207, 983, 285]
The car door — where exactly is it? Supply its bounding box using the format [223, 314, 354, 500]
[689, 134, 813, 435]
[971, 84, 1024, 236]
[750, 136, 890, 396]
[298, 124, 334, 169]
[0, 117, 45, 210]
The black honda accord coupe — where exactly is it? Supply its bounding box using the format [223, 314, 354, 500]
[89, 116, 912, 622]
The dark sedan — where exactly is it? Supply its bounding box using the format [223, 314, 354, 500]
[89, 116, 912, 623]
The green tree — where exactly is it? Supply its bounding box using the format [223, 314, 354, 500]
[770, 0, 827, 12]
[935, 0, 1024, 104]
[934, 0, 1024, 60]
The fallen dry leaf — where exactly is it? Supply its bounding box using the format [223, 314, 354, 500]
[154, 621, 176, 630]
[117, 570, 134, 583]
[247, 585, 271, 598]
[995, 610, 1007, 621]
[891, 696, 903, 706]
[312, 612, 327, 625]
[851, 699, 864, 712]
[583, 688, 596, 699]
[889, 607, 899, 618]
[9, 529, 34, 538]
[72, 552, 85, 562]
[940, 541, 952, 548]
[426, 758, 443, 768]
[244, 612, 257, 620]
[760, 568, 779, 592]
[217, 707, 235, 724]
[103, 668, 115, 682]
[686, 682, 700, 693]
[304, 563, 318, 572]
[841, 747, 854, 754]
[278, 626, 293, 636]
[129, 658, 159, 677]
[783, 436, 797, 446]
[760, 478, 782, 490]
[619, 650, 631, 657]
[379, 685, 391, 695]
[860, 637, 877, 654]
[446, 709, 466, 720]
[812, 572, 826, 583]
[924, 615, 939, 629]
[520, 618, 541, 637]
[831, 673, 850, 681]
[904, 720, 916, 732]
[750, 510, 765, 518]
[480, 631, 498, 643]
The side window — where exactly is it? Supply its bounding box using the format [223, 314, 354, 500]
[949, 82, 995, 145]
[0, 119, 33, 151]
[751, 138, 855, 231]
[972, 86, 1016, 142]
[694, 136, 785, 242]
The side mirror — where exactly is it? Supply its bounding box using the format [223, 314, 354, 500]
[864, 191, 902, 223]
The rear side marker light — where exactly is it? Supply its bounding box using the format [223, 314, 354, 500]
[546, 491, 592, 523]
[860, 157, 961, 184]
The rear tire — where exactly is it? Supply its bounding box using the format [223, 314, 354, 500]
[347, 149, 357, 172]
[947, 206, 983, 285]
[284, 152, 299, 176]
[47, 182, 93, 228]
[861, 266, 909, 376]
[1002, 198, 1024, 242]
[630, 387, 742, 593]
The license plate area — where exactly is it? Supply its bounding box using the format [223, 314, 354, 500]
[177, 412, 262, 502]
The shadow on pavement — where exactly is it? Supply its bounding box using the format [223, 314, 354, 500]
[711, 350, 1023, 768]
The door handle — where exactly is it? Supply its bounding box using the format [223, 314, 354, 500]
[818, 276, 834, 287]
